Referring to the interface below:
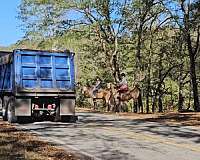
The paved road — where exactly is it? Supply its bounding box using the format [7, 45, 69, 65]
[16, 112, 200, 160]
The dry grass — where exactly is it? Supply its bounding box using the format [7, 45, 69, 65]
[0, 121, 77, 160]
[144, 112, 200, 127]
[76, 107, 200, 127]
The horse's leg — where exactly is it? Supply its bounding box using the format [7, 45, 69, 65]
[121, 101, 128, 112]
[118, 99, 122, 112]
[119, 102, 124, 112]
[138, 101, 140, 113]
[103, 98, 108, 112]
[123, 102, 128, 112]
[93, 99, 97, 110]
[112, 96, 117, 112]
[109, 96, 115, 112]
[105, 99, 110, 112]
[118, 93, 123, 112]
[115, 96, 120, 112]
[105, 93, 112, 112]
[134, 100, 138, 113]
[131, 99, 134, 112]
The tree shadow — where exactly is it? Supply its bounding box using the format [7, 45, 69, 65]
[77, 113, 200, 144]
[18, 112, 200, 154]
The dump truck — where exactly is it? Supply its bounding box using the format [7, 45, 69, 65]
[0, 49, 77, 123]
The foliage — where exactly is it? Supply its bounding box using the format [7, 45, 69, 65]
[12, 0, 200, 112]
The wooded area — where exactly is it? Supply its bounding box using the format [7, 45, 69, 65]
[2, 0, 199, 113]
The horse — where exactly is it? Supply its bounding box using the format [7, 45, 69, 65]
[81, 85, 112, 111]
[111, 85, 142, 112]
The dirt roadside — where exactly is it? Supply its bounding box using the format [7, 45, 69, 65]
[0, 109, 199, 160]
[76, 108, 200, 127]
[0, 119, 84, 160]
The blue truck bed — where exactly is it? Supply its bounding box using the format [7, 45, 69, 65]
[0, 49, 77, 123]
[0, 49, 75, 96]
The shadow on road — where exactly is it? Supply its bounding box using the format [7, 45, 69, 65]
[19, 112, 200, 145]
[78, 113, 200, 144]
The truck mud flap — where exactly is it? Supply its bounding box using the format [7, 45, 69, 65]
[15, 98, 31, 116]
[60, 98, 75, 116]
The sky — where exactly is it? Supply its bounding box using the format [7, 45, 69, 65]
[0, 0, 24, 47]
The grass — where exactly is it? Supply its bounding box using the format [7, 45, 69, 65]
[0, 120, 77, 160]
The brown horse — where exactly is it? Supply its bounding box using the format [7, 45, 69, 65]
[81, 86, 112, 111]
[112, 85, 141, 112]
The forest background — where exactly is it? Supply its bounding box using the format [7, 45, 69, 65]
[1, 0, 200, 113]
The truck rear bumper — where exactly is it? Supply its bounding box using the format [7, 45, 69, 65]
[15, 92, 76, 97]
[15, 96, 76, 117]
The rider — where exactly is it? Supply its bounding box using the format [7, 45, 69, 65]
[118, 73, 128, 93]
[92, 77, 102, 97]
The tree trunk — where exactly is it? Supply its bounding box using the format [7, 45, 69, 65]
[146, 38, 152, 113]
[158, 94, 163, 113]
[178, 91, 184, 111]
[157, 83, 163, 112]
[112, 54, 120, 83]
[146, 64, 151, 113]
[111, 37, 120, 83]
[178, 64, 184, 111]
[146, 92, 150, 113]
[139, 91, 143, 113]
[152, 93, 156, 113]
[178, 36, 184, 111]
[158, 49, 163, 113]
[187, 82, 192, 110]
[136, 30, 142, 71]
[181, 1, 200, 111]
[187, 33, 200, 111]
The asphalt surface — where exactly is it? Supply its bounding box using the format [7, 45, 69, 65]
[16, 112, 200, 160]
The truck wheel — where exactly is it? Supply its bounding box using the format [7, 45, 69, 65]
[7, 97, 17, 123]
[2, 97, 9, 121]
[2, 109, 7, 121]
[0, 98, 2, 116]
[17, 116, 32, 124]
[54, 106, 61, 122]
[61, 115, 78, 123]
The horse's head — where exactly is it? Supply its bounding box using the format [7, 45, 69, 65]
[81, 86, 88, 95]
[106, 83, 111, 89]
[82, 86, 94, 98]
[75, 82, 81, 88]
[106, 83, 117, 94]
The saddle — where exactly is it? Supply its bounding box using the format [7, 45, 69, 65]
[118, 85, 128, 93]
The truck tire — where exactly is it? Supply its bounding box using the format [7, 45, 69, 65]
[17, 116, 32, 124]
[7, 97, 17, 123]
[2, 109, 7, 121]
[61, 115, 78, 123]
[0, 98, 2, 116]
[2, 96, 9, 121]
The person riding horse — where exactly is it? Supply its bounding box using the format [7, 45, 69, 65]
[118, 73, 128, 93]
[92, 77, 102, 97]
[115, 73, 129, 106]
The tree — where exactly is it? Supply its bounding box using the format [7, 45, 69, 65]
[18, 0, 200, 113]
[19, 0, 131, 83]
[181, 0, 200, 111]
[164, 0, 200, 111]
